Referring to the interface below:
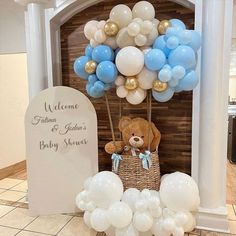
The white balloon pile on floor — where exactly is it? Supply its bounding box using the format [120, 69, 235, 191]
[76, 171, 200, 236]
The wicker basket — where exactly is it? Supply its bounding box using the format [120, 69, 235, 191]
[115, 152, 161, 191]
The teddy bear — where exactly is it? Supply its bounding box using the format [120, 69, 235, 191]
[105, 116, 161, 156]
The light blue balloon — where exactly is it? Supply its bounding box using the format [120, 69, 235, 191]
[86, 83, 93, 93]
[92, 45, 114, 63]
[168, 77, 179, 87]
[166, 27, 182, 38]
[179, 30, 192, 45]
[73, 56, 90, 79]
[172, 65, 186, 79]
[163, 64, 172, 70]
[153, 36, 170, 56]
[96, 61, 118, 83]
[152, 87, 175, 102]
[144, 49, 166, 71]
[94, 81, 105, 92]
[188, 30, 201, 52]
[177, 70, 199, 91]
[88, 74, 98, 84]
[89, 87, 105, 98]
[168, 45, 196, 69]
[166, 36, 179, 49]
[170, 19, 186, 30]
[85, 44, 94, 57]
[174, 86, 183, 93]
[158, 68, 172, 82]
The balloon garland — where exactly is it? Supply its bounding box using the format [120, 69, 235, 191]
[76, 171, 200, 236]
[74, 1, 201, 104]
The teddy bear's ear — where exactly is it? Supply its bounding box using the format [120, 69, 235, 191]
[150, 122, 161, 152]
[118, 116, 132, 131]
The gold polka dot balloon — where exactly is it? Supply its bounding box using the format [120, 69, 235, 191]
[157, 20, 172, 35]
[153, 79, 168, 92]
[104, 21, 119, 37]
[125, 77, 139, 90]
[85, 60, 97, 74]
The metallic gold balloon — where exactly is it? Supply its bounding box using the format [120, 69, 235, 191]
[125, 77, 139, 90]
[85, 60, 97, 74]
[153, 79, 168, 92]
[104, 21, 119, 37]
[157, 20, 172, 35]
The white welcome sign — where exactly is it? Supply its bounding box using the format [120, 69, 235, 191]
[25, 86, 98, 215]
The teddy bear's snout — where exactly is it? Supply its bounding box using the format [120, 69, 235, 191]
[129, 136, 144, 148]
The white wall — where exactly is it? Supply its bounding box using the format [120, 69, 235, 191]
[0, 0, 26, 54]
[233, 1, 236, 39]
[0, 54, 28, 169]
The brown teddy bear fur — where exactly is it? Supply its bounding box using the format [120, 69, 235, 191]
[105, 116, 161, 155]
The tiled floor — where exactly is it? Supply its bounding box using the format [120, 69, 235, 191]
[0, 168, 235, 236]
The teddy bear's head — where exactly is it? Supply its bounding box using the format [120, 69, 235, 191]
[119, 116, 161, 152]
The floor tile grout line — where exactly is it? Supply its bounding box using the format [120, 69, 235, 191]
[0, 179, 25, 191]
[15, 228, 55, 236]
[55, 215, 74, 235]
[0, 206, 17, 219]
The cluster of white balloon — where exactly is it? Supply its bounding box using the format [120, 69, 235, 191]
[76, 171, 200, 236]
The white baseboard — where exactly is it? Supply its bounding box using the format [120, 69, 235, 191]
[196, 207, 229, 233]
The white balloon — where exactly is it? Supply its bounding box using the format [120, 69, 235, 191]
[110, 4, 132, 28]
[132, 1, 155, 20]
[152, 18, 160, 27]
[141, 47, 151, 54]
[126, 88, 146, 105]
[135, 199, 148, 212]
[161, 174, 169, 182]
[122, 188, 140, 212]
[127, 22, 141, 37]
[135, 34, 147, 46]
[174, 211, 188, 227]
[116, 223, 139, 236]
[105, 227, 116, 236]
[183, 212, 196, 232]
[94, 29, 107, 43]
[86, 201, 96, 212]
[105, 37, 118, 49]
[116, 46, 144, 76]
[172, 227, 184, 236]
[90, 38, 99, 48]
[116, 86, 128, 98]
[141, 189, 152, 199]
[97, 20, 106, 29]
[141, 20, 153, 35]
[90, 208, 110, 232]
[108, 202, 133, 228]
[133, 17, 143, 25]
[115, 75, 126, 86]
[149, 206, 162, 218]
[148, 196, 160, 209]
[84, 211, 92, 228]
[116, 28, 135, 48]
[160, 172, 200, 212]
[133, 211, 153, 232]
[152, 219, 171, 236]
[162, 218, 176, 231]
[137, 67, 157, 89]
[84, 177, 92, 190]
[84, 20, 98, 40]
[89, 171, 124, 208]
[78, 200, 86, 211]
[146, 27, 158, 46]
[163, 208, 175, 219]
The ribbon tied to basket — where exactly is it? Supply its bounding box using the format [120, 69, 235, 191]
[139, 150, 152, 170]
[111, 153, 123, 172]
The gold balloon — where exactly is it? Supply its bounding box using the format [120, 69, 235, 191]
[104, 21, 119, 37]
[125, 77, 139, 90]
[153, 80, 168, 92]
[85, 60, 97, 74]
[157, 20, 172, 35]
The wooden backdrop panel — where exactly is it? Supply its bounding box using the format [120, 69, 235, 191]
[60, 0, 194, 175]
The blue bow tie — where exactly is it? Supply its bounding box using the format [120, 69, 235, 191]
[111, 153, 123, 172]
[139, 151, 152, 170]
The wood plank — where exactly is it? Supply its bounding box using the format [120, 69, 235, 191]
[0, 160, 26, 180]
